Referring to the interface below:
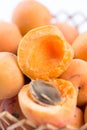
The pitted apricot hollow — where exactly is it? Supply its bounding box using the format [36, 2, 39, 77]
[18, 25, 74, 80]
[18, 79, 77, 128]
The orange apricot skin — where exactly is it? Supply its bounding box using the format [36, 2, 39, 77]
[84, 105, 87, 123]
[68, 107, 84, 128]
[0, 52, 24, 99]
[72, 31, 87, 61]
[60, 59, 87, 106]
[18, 79, 77, 128]
[0, 21, 22, 54]
[18, 25, 74, 80]
[12, 0, 52, 36]
[53, 22, 79, 45]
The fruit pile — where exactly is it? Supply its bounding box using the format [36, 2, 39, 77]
[0, 0, 87, 130]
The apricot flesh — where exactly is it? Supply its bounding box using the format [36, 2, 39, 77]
[18, 79, 77, 128]
[0, 21, 22, 54]
[12, 0, 52, 36]
[0, 52, 24, 99]
[18, 25, 74, 80]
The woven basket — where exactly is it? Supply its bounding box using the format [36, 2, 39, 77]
[52, 10, 87, 33]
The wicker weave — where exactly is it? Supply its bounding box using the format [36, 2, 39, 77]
[52, 11, 87, 33]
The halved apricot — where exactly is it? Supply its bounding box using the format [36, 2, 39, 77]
[18, 79, 77, 128]
[18, 25, 74, 80]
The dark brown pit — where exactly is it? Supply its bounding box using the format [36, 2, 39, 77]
[29, 80, 62, 105]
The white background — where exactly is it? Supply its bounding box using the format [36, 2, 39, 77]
[0, 0, 87, 32]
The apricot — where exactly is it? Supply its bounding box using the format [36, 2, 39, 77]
[84, 105, 87, 123]
[72, 31, 87, 61]
[68, 107, 84, 129]
[0, 21, 22, 54]
[53, 22, 79, 45]
[18, 79, 77, 128]
[60, 59, 87, 106]
[0, 52, 24, 99]
[18, 25, 74, 80]
[12, 0, 52, 36]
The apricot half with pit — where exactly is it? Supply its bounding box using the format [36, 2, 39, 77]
[18, 79, 77, 128]
[18, 25, 74, 80]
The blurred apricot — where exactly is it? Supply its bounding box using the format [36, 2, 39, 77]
[53, 22, 79, 45]
[12, 0, 52, 36]
[18, 25, 74, 80]
[0, 21, 22, 54]
[0, 52, 24, 99]
[18, 79, 77, 128]
[68, 107, 84, 129]
[72, 31, 87, 61]
[84, 105, 87, 123]
[60, 59, 87, 106]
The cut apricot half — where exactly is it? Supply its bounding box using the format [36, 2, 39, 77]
[18, 79, 77, 128]
[18, 25, 74, 80]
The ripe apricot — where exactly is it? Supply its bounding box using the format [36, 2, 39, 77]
[0, 21, 22, 54]
[0, 52, 24, 99]
[18, 79, 77, 128]
[53, 22, 79, 45]
[84, 105, 87, 123]
[12, 0, 52, 36]
[18, 25, 74, 80]
[72, 31, 87, 61]
[60, 59, 87, 106]
[68, 107, 84, 129]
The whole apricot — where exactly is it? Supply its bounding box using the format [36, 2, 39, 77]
[54, 22, 79, 45]
[18, 25, 74, 80]
[84, 105, 87, 123]
[68, 107, 84, 128]
[12, 0, 52, 36]
[0, 21, 22, 54]
[0, 52, 24, 99]
[72, 31, 87, 61]
[60, 59, 87, 106]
